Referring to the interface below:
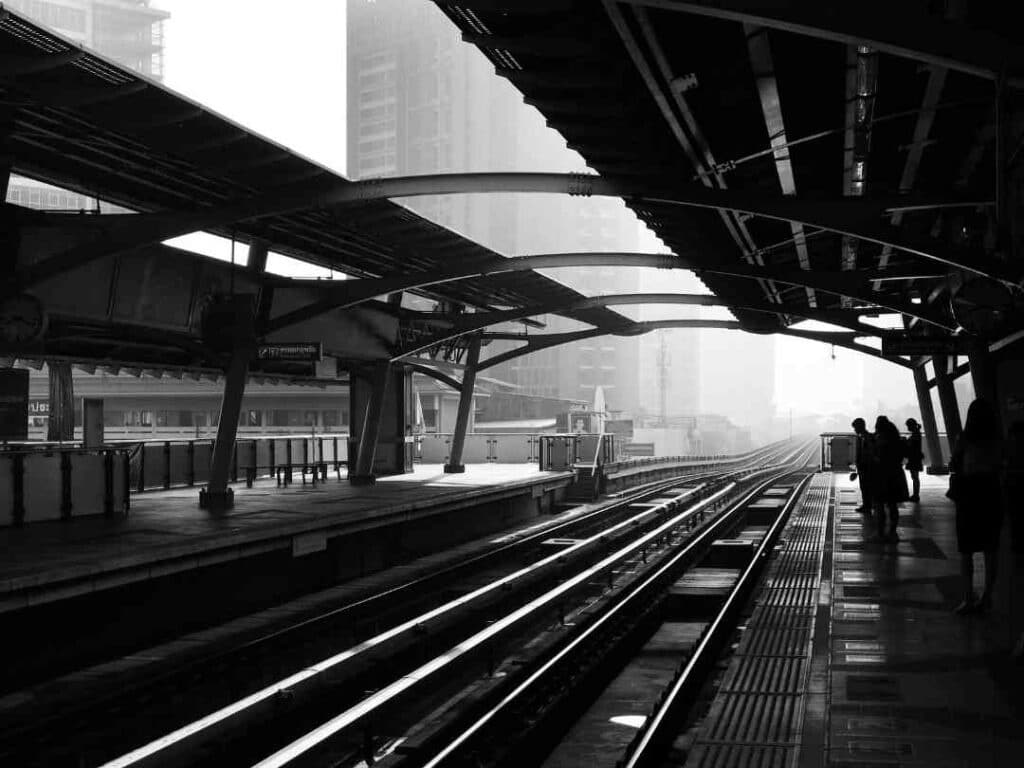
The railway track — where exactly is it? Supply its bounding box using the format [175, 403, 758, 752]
[381, 443, 819, 768]
[3, 441, 808, 767]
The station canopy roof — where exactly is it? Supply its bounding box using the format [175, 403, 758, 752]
[436, 0, 1021, 336]
[0, 9, 629, 334]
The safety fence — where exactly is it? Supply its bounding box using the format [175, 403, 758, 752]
[538, 433, 618, 472]
[126, 434, 349, 491]
[417, 433, 545, 465]
[1, 445, 131, 526]
[819, 431, 951, 471]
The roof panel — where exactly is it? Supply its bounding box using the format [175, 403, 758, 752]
[0, 9, 628, 332]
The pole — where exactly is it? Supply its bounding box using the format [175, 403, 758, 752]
[350, 363, 390, 485]
[445, 333, 482, 474]
[933, 354, 963, 450]
[912, 364, 945, 471]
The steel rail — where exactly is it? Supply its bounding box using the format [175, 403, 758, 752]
[99, 450, 787, 768]
[252, 481, 742, 768]
[2, 463, 747, 755]
[622, 467, 815, 767]
[412, 461, 813, 768]
[257, 446, 810, 767]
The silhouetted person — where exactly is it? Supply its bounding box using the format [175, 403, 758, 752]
[873, 416, 908, 541]
[1007, 421, 1024, 656]
[851, 418, 875, 514]
[950, 398, 1004, 615]
[904, 418, 924, 503]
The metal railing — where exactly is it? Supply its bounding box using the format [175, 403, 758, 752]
[125, 434, 349, 492]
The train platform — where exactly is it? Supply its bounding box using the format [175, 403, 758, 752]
[0, 463, 573, 613]
[689, 473, 1024, 768]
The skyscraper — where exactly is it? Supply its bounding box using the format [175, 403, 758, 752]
[347, 0, 642, 409]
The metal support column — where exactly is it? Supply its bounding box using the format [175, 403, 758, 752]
[350, 363, 390, 486]
[912, 364, 944, 471]
[46, 361, 74, 442]
[933, 354, 963, 448]
[968, 340, 998, 407]
[444, 333, 482, 474]
[201, 338, 253, 510]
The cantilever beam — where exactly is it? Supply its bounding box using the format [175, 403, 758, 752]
[392, 292, 890, 360]
[17, 173, 1003, 291]
[474, 318, 905, 372]
[406, 361, 463, 391]
[268, 251, 951, 334]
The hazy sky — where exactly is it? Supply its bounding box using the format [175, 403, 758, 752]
[148, 0, 915, 419]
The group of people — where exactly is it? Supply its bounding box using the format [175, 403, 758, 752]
[851, 399, 1024, 654]
[850, 414, 924, 541]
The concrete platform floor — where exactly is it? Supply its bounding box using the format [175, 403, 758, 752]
[0, 463, 570, 610]
[818, 473, 1024, 768]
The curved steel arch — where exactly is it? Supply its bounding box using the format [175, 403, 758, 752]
[473, 319, 906, 373]
[24, 172, 1002, 292]
[392, 292, 887, 360]
[406, 361, 462, 391]
[310, 174, 997, 279]
[269, 251, 951, 333]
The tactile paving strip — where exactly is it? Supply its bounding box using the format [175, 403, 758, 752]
[687, 744, 793, 768]
[688, 474, 832, 764]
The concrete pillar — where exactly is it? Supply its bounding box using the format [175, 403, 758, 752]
[912, 365, 944, 471]
[445, 333, 482, 474]
[933, 354, 963, 448]
[350, 363, 390, 485]
[46, 361, 74, 442]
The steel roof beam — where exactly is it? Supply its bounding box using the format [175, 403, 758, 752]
[745, 24, 815, 306]
[392, 292, 888, 359]
[462, 32, 595, 58]
[14, 172, 1002, 294]
[475, 319, 904, 372]
[0, 50, 85, 77]
[265, 251, 949, 333]
[620, 0, 1024, 86]
[266, 251, 947, 333]
[609, 1, 775, 306]
[3, 81, 149, 109]
[406, 361, 462, 391]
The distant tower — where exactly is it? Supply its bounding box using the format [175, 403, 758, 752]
[346, 0, 643, 407]
[657, 331, 670, 426]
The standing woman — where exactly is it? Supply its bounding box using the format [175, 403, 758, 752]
[949, 398, 1005, 615]
[873, 416, 909, 541]
[905, 418, 924, 503]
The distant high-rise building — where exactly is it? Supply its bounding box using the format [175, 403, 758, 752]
[4, 0, 167, 75]
[347, 0, 642, 409]
[700, 331, 776, 434]
[3, 0, 168, 211]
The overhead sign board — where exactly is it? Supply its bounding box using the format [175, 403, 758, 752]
[881, 336, 968, 358]
[256, 342, 323, 362]
[0, 369, 29, 441]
